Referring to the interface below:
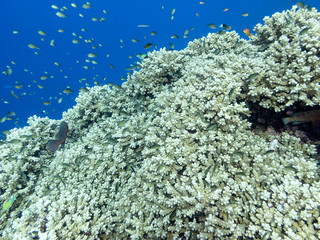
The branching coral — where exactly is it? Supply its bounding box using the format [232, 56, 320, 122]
[1, 5, 320, 240]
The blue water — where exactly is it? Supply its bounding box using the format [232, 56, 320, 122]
[0, 0, 319, 135]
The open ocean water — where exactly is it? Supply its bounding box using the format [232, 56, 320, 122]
[0, 0, 320, 136]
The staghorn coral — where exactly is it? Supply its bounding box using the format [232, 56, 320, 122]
[249, 5, 320, 111]
[1, 5, 320, 240]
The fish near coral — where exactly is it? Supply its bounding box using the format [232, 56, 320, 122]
[2, 194, 15, 213]
[47, 121, 69, 152]
[243, 29, 253, 39]
[282, 110, 320, 136]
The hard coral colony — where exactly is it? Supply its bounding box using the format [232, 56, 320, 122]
[0, 4, 320, 240]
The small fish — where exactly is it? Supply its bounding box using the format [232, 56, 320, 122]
[221, 24, 231, 31]
[207, 23, 217, 29]
[241, 12, 249, 17]
[297, 2, 307, 8]
[263, 150, 275, 155]
[199, 1, 204, 4]
[285, 166, 297, 172]
[282, 110, 320, 135]
[137, 25, 149, 28]
[96, 160, 103, 165]
[79, 87, 89, 92]
[117, 120, 127, 127]
[171, 34, 179, 39]
[140, 54, 147, 59]
[63, 88, 74, 94]
[131, 38, 139, 43]
[43, 101, 51, 105]
[3, 68, 12, 76]
[0, 116, 7, 123]
[10, 90, 20, 100]
[37, 84, 46, 89]
[38, 30, 48, 36]
[170, 8, 175, 15]
[108, 82, 121, 89]
[246, 73, 259, 81]
[47, 121, 69, 152]
[28, 44, 39, 49]
[88, 53, 98, 58]
[14, 84, 23, 89]
[299, 27, 309, 35]
[2, 194, 16, 213]
[243, 29, 253, 39]
[82, 3, 91, 9]
[144, 43, 153, 49]
[9, 139, 21, 144]
[56, 12, 67, 18]
[7, 111, 15, 116]
[223, 8, 229, 12]
[151, 144, 160, 149]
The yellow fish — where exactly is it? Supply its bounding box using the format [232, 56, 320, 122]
[243, 29, 253, 39]
[2, 194, 15, 213]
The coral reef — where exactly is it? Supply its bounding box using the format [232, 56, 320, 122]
[250, 5, 320, 111]
[1, 5, 320, 240]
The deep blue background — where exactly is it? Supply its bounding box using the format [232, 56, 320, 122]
[1, 0, 319, 135]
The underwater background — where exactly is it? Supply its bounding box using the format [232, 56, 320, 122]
[1, 0, 320, 135]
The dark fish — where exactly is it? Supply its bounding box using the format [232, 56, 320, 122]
[282, 109, 320, 135]
[47, 121, 69, 152]
[143, 43, 153, 49]
[221, 24, 231, 31]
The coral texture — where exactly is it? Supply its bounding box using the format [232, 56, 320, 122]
[1, 5, 320, 240]
[250, 5, 320, 111]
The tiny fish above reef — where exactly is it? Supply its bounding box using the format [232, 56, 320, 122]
[282, 110, 320, 135]
[243, 29, 253, 39]
[47, 121, 69, 152]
